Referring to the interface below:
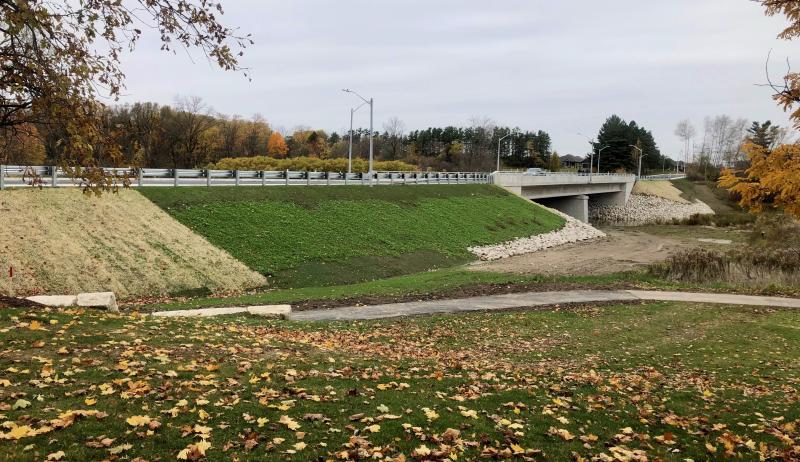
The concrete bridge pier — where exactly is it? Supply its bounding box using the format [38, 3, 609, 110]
[537, 195, 589, 222]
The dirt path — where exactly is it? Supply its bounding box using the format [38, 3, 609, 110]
[470, 228, 698, 276]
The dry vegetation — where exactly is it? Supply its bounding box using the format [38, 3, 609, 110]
[0, 189, 266, 299]
[632, 180, 689, 203]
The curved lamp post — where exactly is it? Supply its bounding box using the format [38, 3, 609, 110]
[629, 145, 645, 178]
[342, 89, 374, 181]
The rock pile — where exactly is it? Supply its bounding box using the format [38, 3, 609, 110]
[469, 208, 606, 261]
[590, 194, 714, 225]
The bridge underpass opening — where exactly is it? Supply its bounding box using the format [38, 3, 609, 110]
[534, 195, 589, 222]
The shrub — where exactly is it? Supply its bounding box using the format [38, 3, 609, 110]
[209, 156, 418, 172]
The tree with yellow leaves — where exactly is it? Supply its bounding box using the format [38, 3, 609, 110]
[267, 132, 289, 158]
[718, 142, 800, 218]
[718, 2, 800, 219]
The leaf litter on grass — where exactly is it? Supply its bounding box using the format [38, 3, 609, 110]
[0, 302, 797, 461]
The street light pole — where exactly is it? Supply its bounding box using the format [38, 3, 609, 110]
[347, 101, 368, 174]
[597, 145, 610, 173]
[348, 108, 354, 174]
[342, 89, 374, 182]
[577, 132, 595, 178]
[497, 132, 513, 172]
[629, 145, 644, 178]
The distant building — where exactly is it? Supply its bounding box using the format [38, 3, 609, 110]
[560, 154, 586, 169]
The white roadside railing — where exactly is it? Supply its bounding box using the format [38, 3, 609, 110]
[0, 165, 492, 189]
[493, 170, 636, 178]
[639, 174, 687, 181]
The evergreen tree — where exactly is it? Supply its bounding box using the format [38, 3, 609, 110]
[746, 121, 780, 149]
[595, 115, 662, 173]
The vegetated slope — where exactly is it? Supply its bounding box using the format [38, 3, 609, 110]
[140, 185, 565, 288]
[0, 189, 266, 299]
[670, 179, 736, 213]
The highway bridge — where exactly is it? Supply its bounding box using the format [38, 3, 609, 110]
[492, 171, 637, 222]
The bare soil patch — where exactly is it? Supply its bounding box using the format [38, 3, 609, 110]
[470, 227, 707, 276]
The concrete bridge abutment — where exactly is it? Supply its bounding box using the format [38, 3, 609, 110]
[536, 195, 589, 222]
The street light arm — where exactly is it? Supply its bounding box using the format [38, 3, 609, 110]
[351, 100, 369, 113]
[342, 88, 370, 104]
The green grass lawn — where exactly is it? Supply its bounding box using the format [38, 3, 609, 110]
[139, 185, 564, 288]
[1, 303, 798, 461]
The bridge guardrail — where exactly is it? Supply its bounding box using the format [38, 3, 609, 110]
[0, 165, 491, 189]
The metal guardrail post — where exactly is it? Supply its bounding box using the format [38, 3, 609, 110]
[326, 172, 331, 186]
[235, 169, 240, 186]
[51, 166, 58, 188]
[0, 165, 4, 190]
[261, 170, 266, 186]
[206, 169, 211, 187]
[173, 169, 179, 187]
[284, 169, 290, 186]
[344, 172, 349, 185]
[138, 168, 144, 187]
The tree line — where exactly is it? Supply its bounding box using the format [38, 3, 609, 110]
[1, 98, 559, 172]
[673, 116, 793, 180]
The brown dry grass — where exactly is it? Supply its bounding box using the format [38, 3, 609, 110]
[0, 189, 266, 299]
[633, 180, 689, 203]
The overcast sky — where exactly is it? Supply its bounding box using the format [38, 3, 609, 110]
[119, 0, 800, 159]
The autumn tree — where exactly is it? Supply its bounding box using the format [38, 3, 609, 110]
[719, 142, 800, 218]
[267, 132, 289, 158]
[0, 0, 250, 191]
[548, 151, 562, 172]
[0, 124, 46, 165]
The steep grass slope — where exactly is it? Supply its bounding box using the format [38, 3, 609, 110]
[141, 185, 565, 287]
[0, 189, 266, 299]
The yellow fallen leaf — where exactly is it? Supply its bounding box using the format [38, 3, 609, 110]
[293, 442, 306, 451]
[422, 407, 439, 421]
[413, 445, 431, 457]
[125, 415, 151, 427]
[6, 425, 34, 440]
[366, 424, 381, 433]
[279, 415, 300, 430]
[46, 451, 65, 461]
[460, 409, 478, 419]
[85, 398, 97, 406]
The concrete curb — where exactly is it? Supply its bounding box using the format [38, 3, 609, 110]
[25, 292, 118, 312]
[151, 305, 292, 318]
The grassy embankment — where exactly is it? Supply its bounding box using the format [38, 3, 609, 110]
[0, 189, 265, 299]
[1, 303, 797, 461]
[139, 185, 565, 289]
